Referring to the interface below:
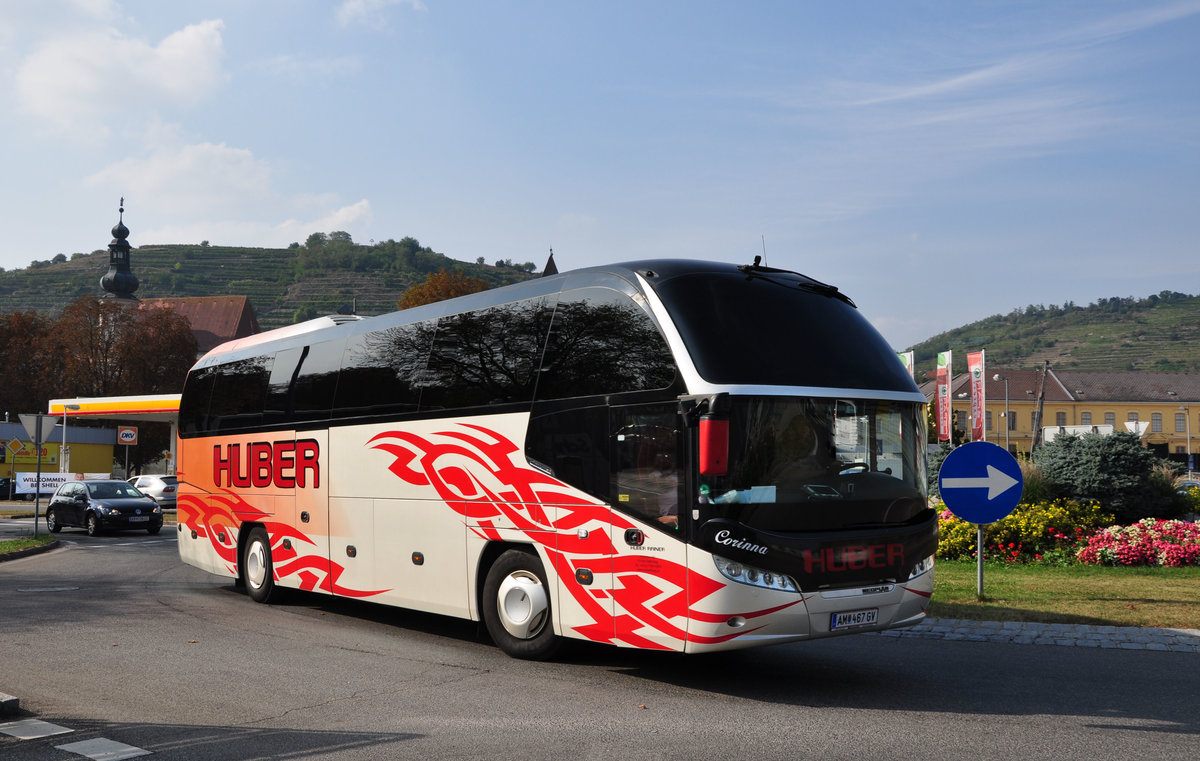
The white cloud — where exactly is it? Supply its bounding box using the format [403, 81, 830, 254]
[84, 141, 271, 216]
[274, 200, 374, 242]
[15, 19, 227, 138]
[81, 139, 372, 248]
[336, 0, 426, 30]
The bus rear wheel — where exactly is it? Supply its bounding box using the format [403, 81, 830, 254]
[242, 527, 278, 604]
[482, 549, 560, 660]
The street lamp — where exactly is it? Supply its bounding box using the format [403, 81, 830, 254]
[994, 373, 1010, 452]
[1180, 405, 1193, 477]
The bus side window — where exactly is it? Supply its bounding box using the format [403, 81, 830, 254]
[422, 298, 555, 411]
[208, 355, 273, 432]
[291, 338, 344, 422]
[179, 366, 216, 436]
[525, 405, 610, 502]
[334, 324, 430, 419]
[264, 347, 305, 426]
[536, 287, 676, 401]
[611, 405, 681, 530]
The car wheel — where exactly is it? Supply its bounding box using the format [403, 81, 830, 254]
[242, 526, 278, 603]
[86, 513, 100, 537]
[45, 508, 62, 533]
[481, 548, 560, 660]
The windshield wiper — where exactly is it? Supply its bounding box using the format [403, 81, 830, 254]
[737, 256, 856, 307]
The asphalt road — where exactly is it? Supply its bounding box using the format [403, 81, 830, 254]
[1, 525, 1198, 761]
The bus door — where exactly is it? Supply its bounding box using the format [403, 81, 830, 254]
[608, 403, 690, 651]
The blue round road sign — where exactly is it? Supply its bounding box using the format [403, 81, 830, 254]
[938, 441, 1023, 524]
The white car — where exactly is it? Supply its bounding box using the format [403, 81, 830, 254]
[127, 474, 178, 509]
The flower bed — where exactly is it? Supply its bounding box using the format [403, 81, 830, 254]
[1076, 518, 1200, 567]
[937, 498, 1113, 563]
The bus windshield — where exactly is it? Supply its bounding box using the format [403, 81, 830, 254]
[697, 396, 928, 533]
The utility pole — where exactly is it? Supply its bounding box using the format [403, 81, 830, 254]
[1030, 361, 1050, 452]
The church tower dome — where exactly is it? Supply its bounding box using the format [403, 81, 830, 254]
[100, 197, 139, 301]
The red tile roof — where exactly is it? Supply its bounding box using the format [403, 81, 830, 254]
[140, 296, 260, 353]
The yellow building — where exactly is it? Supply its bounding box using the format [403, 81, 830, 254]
[923, 369, 1199, 468]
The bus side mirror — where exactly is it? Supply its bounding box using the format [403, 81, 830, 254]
[699, 417, 728, 476]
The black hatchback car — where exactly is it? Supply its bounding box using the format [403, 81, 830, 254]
[45, 480, 164, 536]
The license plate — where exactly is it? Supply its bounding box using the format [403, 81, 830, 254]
[831, 608, 878, 630]
[129, 516, 150, 522]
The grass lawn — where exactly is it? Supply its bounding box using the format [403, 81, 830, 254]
[0, 534, 56, 554]
[930, 559, 1200, 629]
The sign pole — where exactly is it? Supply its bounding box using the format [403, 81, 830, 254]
[33, 415, 43, 536]
[977, 524, 984, 599]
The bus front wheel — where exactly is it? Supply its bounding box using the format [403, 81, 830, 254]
[242, 527, 278, 604]
[482, 549, 560, 660]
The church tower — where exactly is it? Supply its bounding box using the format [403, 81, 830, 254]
[100, 198, 139, 302]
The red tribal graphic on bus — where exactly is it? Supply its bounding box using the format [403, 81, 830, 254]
[177, 490, 386, 598]
[368, 423, 799, 649]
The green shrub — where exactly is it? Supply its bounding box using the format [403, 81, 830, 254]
[1031, 431, 1187, 522]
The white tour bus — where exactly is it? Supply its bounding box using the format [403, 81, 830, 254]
[176, 259, 936, 659]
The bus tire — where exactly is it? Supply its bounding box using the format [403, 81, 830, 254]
[482, 549, 560, 660]
[242, 527, 278, 604]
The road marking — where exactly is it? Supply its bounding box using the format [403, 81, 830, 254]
[1, 719, 151, 759]
[57, 737, 151, 760]
[16, 586, 80, 592]
[0, 718, 73, 739]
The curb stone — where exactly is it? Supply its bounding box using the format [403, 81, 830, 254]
[0, 539, 59, 563]
[870, 617, 1200, 653]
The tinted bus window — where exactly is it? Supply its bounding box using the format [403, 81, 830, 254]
[334, 324, 432, 419]
[653, 272, 916, 391]
[526, 404, 610, 501]
[178, 366, 216, 436]
[208, 355, 273, 432]
[611, 403, 681, 531]
[291, 338, 345, 422]
[264, 346, 305, 425]
[421, 298, 555, 411]
[536, 287, 676, 400]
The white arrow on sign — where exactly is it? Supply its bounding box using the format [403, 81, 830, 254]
[942, 465, 1019, 500]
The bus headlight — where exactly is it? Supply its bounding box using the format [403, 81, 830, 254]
[713, 555, 798, 592]
[907, 555, 935, 580]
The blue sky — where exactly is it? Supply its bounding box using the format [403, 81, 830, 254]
[2, 1, 1198, 352]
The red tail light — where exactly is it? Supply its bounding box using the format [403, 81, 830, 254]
[699, 418, 729, 476]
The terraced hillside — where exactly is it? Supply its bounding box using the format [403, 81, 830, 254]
[0, 243, 534, 332]
[909, 292, 1200, 375]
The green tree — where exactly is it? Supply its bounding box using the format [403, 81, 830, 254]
[50, 298, 197, 473]
[398, 269, 489, 309]
[0, 310, 55, 417]
[51, 297, 197, 398]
